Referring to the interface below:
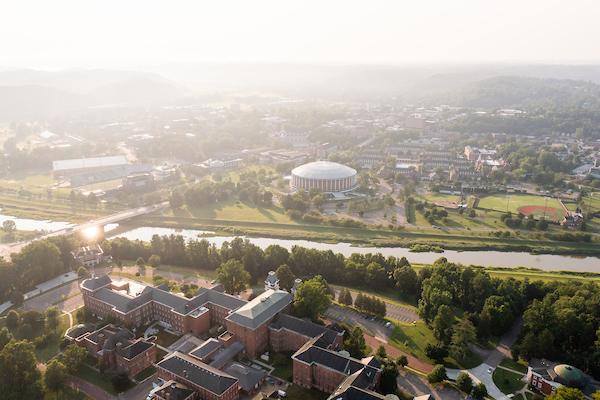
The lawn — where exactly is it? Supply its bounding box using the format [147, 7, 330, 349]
[389, 320, 435, 361]
[420, 193, 464, 207]
[155, 329, 180, 348]
[271, 352, 294, 381]
[493, 367, 526, 395]
[35, 313, 70, 362]
[170, 200, 296, 224]
[499, 357, 528, 374]
[133, 366, 157, 382]
[73, 363, 120, 395]
[285, 384, 328, 400]
[44, 386, 91, 400]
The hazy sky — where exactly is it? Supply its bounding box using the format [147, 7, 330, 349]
[2, 0, 600, 69]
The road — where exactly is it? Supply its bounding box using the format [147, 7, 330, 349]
[0, 202, 169, 259]
[446, 319, 523, 400]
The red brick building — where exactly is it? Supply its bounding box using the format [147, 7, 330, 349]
[224, 289, 292, 358]
[156, 352, 240, 400]
[80, 275, 245, 335]
[292, 336, 382, 397]
[71, 324, 156, 378]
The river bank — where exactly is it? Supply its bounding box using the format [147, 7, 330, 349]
[109, 224, 600, 273]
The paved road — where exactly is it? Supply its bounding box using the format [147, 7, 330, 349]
[23, 281, 83, 313]
[0, 202, 168, 259]
[332, 287, 420, 323]
[447, 319, 523, 400]
[325, 304, 391, 340]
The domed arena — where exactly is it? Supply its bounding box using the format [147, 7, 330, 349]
[291, 161, 357, 193]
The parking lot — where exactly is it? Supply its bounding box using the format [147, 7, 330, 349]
[325, 304, 393, 340]
[332, 287, 420, 323]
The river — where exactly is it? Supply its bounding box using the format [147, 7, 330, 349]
[113, 226, 600, 273]
[2, 211, 598, 273]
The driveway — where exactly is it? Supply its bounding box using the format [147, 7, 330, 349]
[446, 319, 523, 400]
[332, 287, 420, 323]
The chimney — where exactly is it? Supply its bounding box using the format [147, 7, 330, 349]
[183, 369, 188, 379]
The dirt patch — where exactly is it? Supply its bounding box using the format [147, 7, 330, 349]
[517, 205, 564, 222]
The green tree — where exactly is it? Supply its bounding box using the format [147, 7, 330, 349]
[0, 327, 13, 351]
[456, 372, 473, 393]
[111, 372, 131, 393]
[0, 340, 43, 400]
[547, 386, 586, 400]
[2, 220, 16, 235]
[44, 359, 67, 392]
[77, 266, 89, 278]
[427, 364, 447, 384]
[393, 264, 418, 297]
[169, 190, 184, 209]
[217, 259, 250, 295]
[61, 344, 87, 374]
[471, 382, 488, 400]
[293, 276, 332, 321]
[264, 245, 290, 270]
[449, 317, 476, 363]
[148, 254, 161, 268]
[432, 304, 454, 343]
[344, 327, 368, 358]
[6, 310, 19, 331]
[375, 344, 387, 359]
[397, 355, 408, 368]
[275, 264, 295, 291]
[380, 358, 399, 394]
[45, 306, 60, 333]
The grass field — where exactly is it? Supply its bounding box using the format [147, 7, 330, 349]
[389, 320, 435, 361]
[493, 367, 526, 395]
[35, 314, 71, 362]
[421, 193, 464, 208]
[499, 357, 528, 374]
[168, 200, 296, 224]
[285, 384, 328, 400]
[478, 194, 565, 221]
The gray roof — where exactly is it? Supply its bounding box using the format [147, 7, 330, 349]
[224, 363, 266, 392]
[87, 275, 246, 315]
[225, 289, 292, 330]
[156, 352, 238, 395]
[292, 337, 379, 379]
[53, 155, 128, 172]
[189, 339, 222, 361]
[270, 314, 341, 347]
[292, 161, 357, 180]
[209, 341, 244, 369]
[81, 275, 112, 291]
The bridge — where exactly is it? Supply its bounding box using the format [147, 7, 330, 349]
[0, 201, 169, 259]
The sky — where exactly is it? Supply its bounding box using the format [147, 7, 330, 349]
[2, 0, 600, 69]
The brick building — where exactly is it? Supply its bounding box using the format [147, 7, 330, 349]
[292, 336, 381, 395]
[70, 324, 156, 377]
[224, 289, 292, 358]
[269, 313, 343, 353]
[156, 352, 240, 400]
[80, 275, 245, 335]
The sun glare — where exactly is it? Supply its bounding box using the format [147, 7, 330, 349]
[82, 226, 99, 240]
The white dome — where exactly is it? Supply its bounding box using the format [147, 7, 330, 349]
[291, 161, 356, 180]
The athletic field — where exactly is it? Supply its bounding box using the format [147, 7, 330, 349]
[477, 194, 567, 222]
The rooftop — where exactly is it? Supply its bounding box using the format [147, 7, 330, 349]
[292, 161, 357, 180]
[225, 289, 292, 330]
[156, 352, 238, 395]
[53, 155, 128, 172]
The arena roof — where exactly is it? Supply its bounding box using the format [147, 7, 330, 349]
[291, 161, 356, 180]
[52, 155, 128, 172]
